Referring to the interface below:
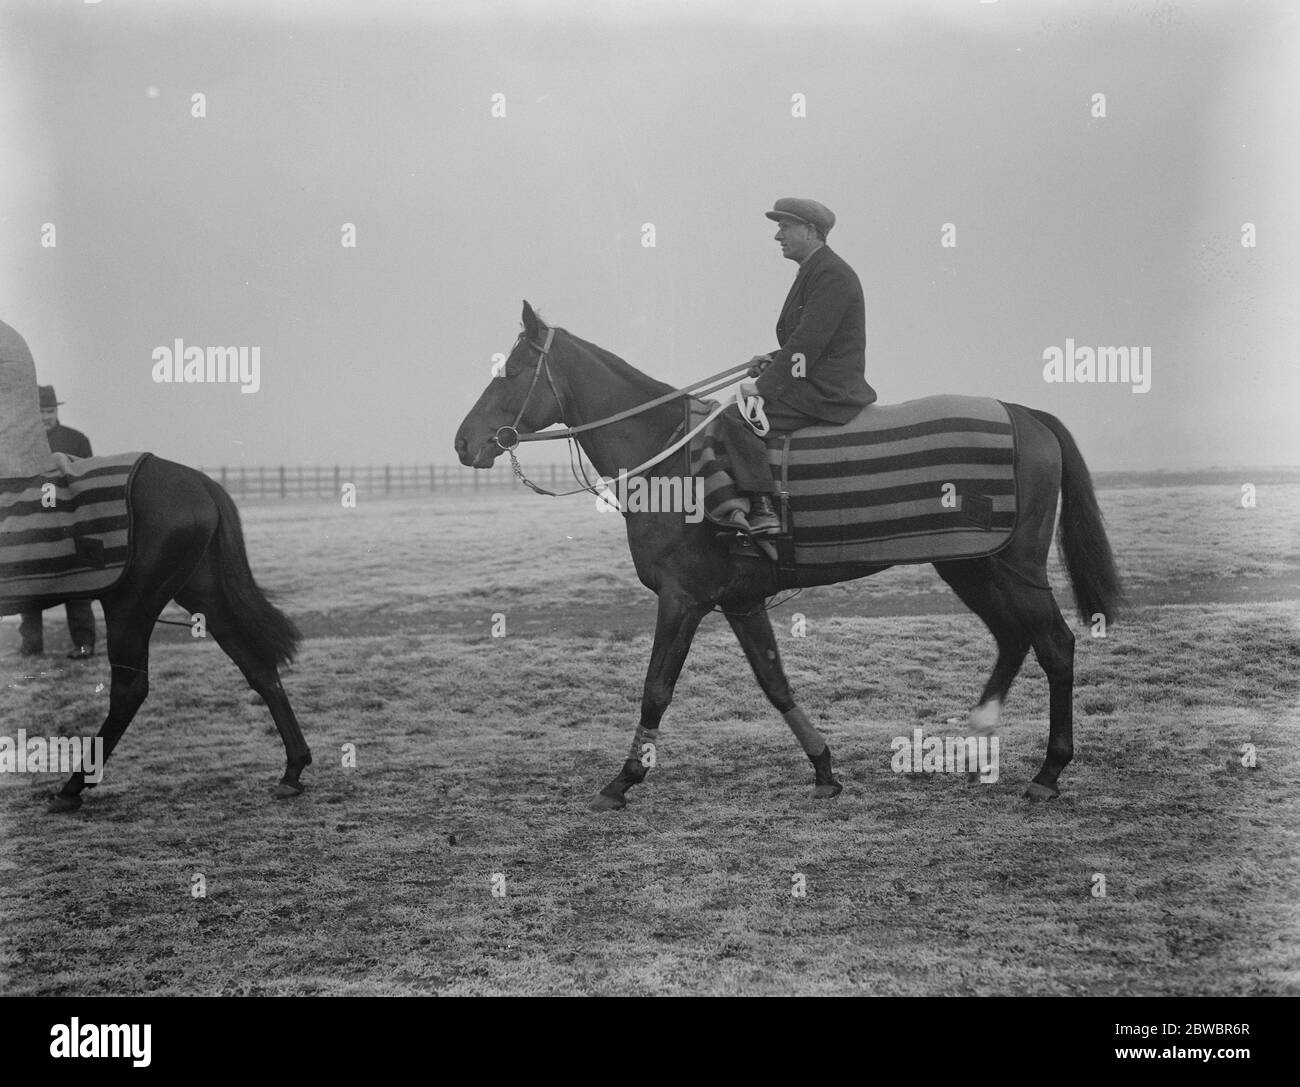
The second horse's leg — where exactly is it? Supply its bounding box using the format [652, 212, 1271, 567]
[49, 604, 153, 812]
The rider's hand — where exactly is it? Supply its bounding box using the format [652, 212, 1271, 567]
[746, 353, 773, 377]
[739, 379, 760, 398]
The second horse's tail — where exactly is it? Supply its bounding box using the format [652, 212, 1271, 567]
[198, 472, 302, 667]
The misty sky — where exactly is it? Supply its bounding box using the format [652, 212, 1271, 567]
[1, 0, 1295, 471]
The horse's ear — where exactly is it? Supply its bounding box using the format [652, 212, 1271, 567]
[521, 300, 539, 340]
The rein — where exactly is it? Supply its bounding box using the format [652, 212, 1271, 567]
[491, 323, 752, 499]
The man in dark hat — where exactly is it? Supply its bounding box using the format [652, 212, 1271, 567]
[19, 386, 96, 659]
[716, 197, 876, 535]
[37, 386, 93, 460]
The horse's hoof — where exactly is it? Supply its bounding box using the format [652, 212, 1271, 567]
[272, 782, 305, 799]
[590, 792, 626, 812]
[1023, 782, 1059, 802]
[812, 781, 843, 799]
[48, 791, 83, 814]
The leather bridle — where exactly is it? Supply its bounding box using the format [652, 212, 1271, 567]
[492, 325, 559, 452]
[481, 319, 752, 498]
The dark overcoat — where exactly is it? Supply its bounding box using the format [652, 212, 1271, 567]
[46, 424, 92, 459]
[753, 245, 876, 424]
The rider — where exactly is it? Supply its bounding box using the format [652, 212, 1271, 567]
[717, 198, 876, 535]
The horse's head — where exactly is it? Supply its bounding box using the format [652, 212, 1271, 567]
[455, 301, 568, 468]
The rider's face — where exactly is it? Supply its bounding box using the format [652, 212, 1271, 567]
[775, 219, 819, 262]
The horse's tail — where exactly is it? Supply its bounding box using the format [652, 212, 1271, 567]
[1026, 408, 1124, 626]
[198, 473, 302, 667]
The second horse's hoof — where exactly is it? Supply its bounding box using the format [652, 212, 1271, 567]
[812, 781, 843, 799]
[1023, 782, 1059, 802]
[48, 791, 83, 813]
[272, 782, 305, 799]
[590, 792, 626, 812]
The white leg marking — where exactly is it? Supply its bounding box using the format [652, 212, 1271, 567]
[967, 699, 1001, 737]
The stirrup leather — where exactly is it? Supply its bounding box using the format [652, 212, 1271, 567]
[738, 390, 770, 436]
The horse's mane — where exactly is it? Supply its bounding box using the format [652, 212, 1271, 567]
[537, 313, 676, 398]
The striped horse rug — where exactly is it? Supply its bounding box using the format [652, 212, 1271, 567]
[0, 452, 147, 612]
[690, 395, 1018, 567]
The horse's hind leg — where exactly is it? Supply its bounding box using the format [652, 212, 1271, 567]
[936, 558, 1075, 799]
[934, 559, 1032, 742]
[49, 601, 157, 812]
[1023, 596, 1075, 800]
[726, 606, 841, 798]
[49, 533, 219, 813]
[175, 572, 311, 798]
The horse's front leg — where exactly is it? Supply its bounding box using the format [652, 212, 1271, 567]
[725, 606, 842, 799]
[591, 590, 709, 811]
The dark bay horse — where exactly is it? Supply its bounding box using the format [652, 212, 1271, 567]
[5, 457, 311, 812]
[456, 301, 1122, 809]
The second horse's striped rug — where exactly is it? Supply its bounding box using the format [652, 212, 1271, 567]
[0, 452, 147, 612]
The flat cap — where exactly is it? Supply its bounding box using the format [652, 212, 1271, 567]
[764, 197, 836, 235]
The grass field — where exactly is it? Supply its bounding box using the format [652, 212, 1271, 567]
[1, 472, 1298, 995]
